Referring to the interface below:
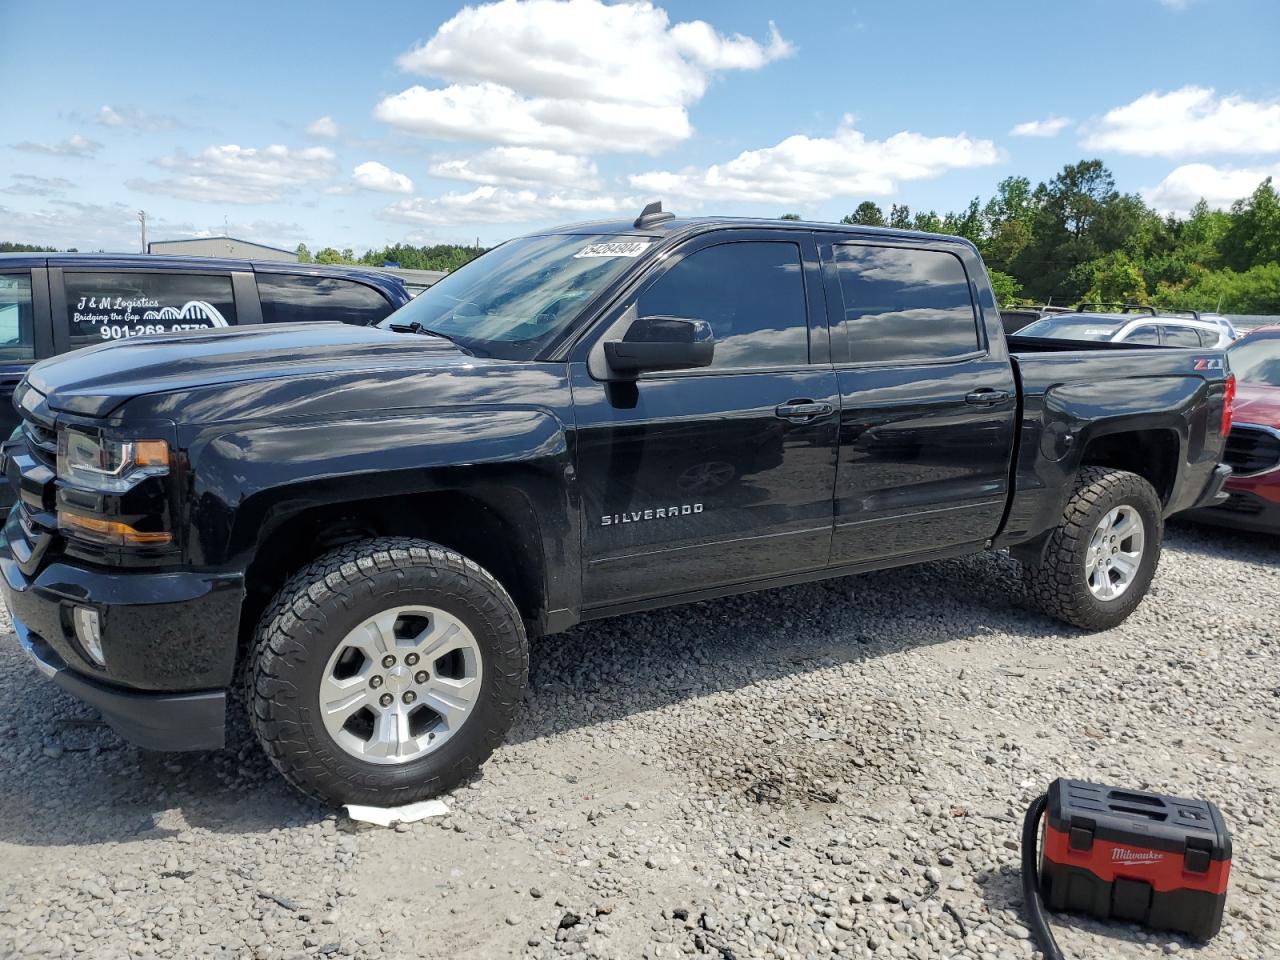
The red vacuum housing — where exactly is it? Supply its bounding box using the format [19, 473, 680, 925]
[1039, 779, 1231, 942]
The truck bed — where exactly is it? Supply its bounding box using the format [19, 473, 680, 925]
[997, 338, 1230, 550]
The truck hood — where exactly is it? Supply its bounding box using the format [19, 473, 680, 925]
[1233, 384, 1280, 427]
[26, 322, 468, 417]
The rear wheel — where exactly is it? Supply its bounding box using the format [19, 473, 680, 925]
[1022, 467, 1163, 630]
[247, 537, 528, 805]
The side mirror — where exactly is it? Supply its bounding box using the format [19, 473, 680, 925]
[603, 315, 715, 377]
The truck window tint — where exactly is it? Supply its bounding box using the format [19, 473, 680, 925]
[833, 245, 980, 363]
[636, 241, 808, 369]
[63, 272, 237, 347]
[0, 273, 35, 361]
[1126, 325, 1161, 345]
[258, 274, 394, 326]
[1160, 325, 1201, 347]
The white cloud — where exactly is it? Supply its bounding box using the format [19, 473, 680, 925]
[629, 119, 1001, 206]
[379, 184, 628, 227]
[1082, 87, 1280, 157]
[95, 105, 183, 132]
[127, 144, 337, 204]
[430, 147, 598, 188]
[307, 115, 339, 137]
[1145, 162, 1280, 214]
[1, 174, 75, 197]
[353, 160, 414, 193]
[376, 82, 690, 154]
[1010, 116, 1071, 138]
[12, 134, 102, 158]
[376, 0, 792, 153]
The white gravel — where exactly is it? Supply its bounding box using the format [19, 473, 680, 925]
[0, 519, 1276, 960]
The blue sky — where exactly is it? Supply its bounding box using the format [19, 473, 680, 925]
[3, 0, 1279, 253]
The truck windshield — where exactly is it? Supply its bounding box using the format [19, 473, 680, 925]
[1017, 317, 1124, 341]
[379, 234, 654, 359]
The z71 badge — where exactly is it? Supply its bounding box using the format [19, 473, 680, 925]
[1194, 357, 1224, 371]
[602, 503, 703, 526]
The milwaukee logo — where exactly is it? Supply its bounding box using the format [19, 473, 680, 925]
[602, 504, 702, 526]
[1111, 848, 1164, 865]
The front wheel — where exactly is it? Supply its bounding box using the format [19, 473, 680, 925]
[247, 538, 528, 805]
[1022, 467, 1163, 630]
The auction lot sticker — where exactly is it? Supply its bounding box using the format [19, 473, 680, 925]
[573, 240, 653, 259]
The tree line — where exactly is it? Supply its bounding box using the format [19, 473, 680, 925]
[295, 242, 486, 273]
[789, 160, 1280, 313]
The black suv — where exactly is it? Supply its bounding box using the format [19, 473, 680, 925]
[0, 255, 411, 474]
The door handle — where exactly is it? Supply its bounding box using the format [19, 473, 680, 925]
[965, 389, 1011, 405]
[775, 400, 833, 421]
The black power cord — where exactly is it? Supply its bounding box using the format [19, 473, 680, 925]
[1022, 793, 1065, 960]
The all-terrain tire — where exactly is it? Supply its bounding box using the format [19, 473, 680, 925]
[1023, 467, 1163, 630]
[246, 537, 528, 805]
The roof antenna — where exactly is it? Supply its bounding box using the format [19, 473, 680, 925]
[634, 200, 675, 229]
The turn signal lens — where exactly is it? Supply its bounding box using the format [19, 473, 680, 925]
[133, 439, 170, 468]
[58, 510, 172, 546]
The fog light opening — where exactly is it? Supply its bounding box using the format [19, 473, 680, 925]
[73, 606, 105, 667]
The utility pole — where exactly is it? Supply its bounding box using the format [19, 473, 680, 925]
[138, 210, 147, 253]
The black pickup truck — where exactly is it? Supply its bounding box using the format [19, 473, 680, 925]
[0, 209, 1233, 805]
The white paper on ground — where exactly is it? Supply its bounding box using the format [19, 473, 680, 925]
[344, 799, 449, 826]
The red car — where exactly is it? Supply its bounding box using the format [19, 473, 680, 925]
[1188, 325, 1280, 533]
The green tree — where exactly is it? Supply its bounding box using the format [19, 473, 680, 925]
[889, 204, 911, 229]
[295, 242, 312, 263]
[988, 269, 1023, 304]
[842, 201, 885, 226]
[1076, 251, 1148, 305]
[911, 210, 944, 233]
[779, 212, 802, 220]
[1220, 177, 1280, 271]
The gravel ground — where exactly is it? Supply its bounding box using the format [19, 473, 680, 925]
[0, 520, 1276, 960]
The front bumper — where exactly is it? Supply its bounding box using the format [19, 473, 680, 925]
[1185, 486, 1280, 535]
[11, 617, 226, 750]
[1, 507, 245, 751]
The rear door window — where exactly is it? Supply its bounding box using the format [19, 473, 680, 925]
[62, 272, 237, 347]
[830, 244, 981, 363]
[1160, 325, 1201, 348]
[0, 272, 35, 361]
[258, 274, 395, 326]
[1124, 324, 1161, 345]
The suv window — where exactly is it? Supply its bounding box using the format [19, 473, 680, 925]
[0, 273, 35, 361]
[636, 241, 808, 369]
[63, 271, 237, 347]
[1160, 325, 1201, 348]
[1125, 324, 1161, 345]
[258, 274, 395, 326]
[831, 244, 980, 363]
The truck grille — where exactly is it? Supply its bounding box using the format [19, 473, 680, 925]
[4, 388, 60, 575]
[1222, 424, 1280, 477]
[21, 419, 57, 471]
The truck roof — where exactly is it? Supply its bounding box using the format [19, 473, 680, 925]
[524, 214, 980, 249]
[0, 252, 410, 300]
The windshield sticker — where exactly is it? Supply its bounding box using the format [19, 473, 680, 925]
[573, 240, 652, 259]
[72, 296, 231, 342]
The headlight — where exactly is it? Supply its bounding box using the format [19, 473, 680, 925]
[57, 428, 170, 493]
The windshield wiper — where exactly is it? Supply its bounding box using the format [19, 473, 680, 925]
[386, 320, 473, 355]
